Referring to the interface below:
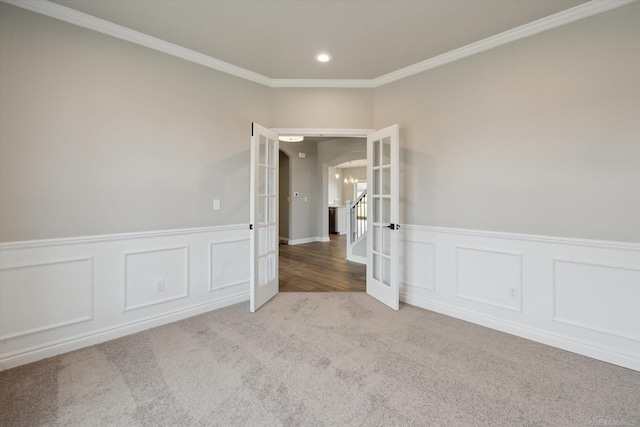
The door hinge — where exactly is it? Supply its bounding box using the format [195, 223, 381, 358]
[249, 224, 253, 230]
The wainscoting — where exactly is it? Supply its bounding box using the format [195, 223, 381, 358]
[2, 224, 638, 371]
[0, 225, 250, 370]
[400, 225, 640, 371]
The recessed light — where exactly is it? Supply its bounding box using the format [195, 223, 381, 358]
[279, 136, 304, 143]
[315, 53, 331, 63]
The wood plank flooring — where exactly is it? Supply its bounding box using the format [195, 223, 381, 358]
[279, 234, 366, 292]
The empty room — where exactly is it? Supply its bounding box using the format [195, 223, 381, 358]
[1, 0, 639, 425]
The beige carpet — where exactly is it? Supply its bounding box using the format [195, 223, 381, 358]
[1, 293, 639, 426]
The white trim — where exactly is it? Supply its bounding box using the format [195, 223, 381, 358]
[0, 256, 95, 341]
[4, 0, 632, 88]
[400, 292, 640, 372]
[287, 236, 329, 245]
[270, 79, 374, 89]
[0, 224, 248, 250]
[347, 254, 367, 265]
[0, 291, 248, 371]
[400, 239, 437, 291]
[271, 128, 374, 138]
[454, 246, 523, 313]
[123, 245, 190, 312]
[401, 224, 640, 252]
[551, 257, 640, 342]
[208, 238, 250, 292]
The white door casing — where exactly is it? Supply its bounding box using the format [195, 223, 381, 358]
[250, 123, 279, 312]
[366, 124, 400, 310]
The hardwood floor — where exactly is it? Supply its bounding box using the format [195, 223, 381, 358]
[279, 234, 366, 292]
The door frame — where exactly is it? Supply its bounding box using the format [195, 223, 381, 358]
[273, 128, 374, 243]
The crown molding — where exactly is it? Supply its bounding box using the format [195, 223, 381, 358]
[2, 0, 636, 89]
[271, 128, 374, 138]
[371, 0, 638, 88]
[270, 79, 374, 89]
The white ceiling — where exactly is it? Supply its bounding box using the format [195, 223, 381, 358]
[46, 0, 589, 80]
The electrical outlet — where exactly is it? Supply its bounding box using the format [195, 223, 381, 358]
[213, 199, 221, 210]
[508, 286, 517, 299]
[156, 279, 165, 292]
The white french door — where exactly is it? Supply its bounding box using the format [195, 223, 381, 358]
[250, 123, 279, 312]
[366, 124, 400, 310]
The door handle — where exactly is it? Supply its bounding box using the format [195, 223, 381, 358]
[385, 223, 400, 230]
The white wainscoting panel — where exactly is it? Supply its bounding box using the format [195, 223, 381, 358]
[0, 225, 250, 370]
[400, 225, 640, 371]
[400, 240, 436, 297]
[0, 257, 94, 340]
[455, 246, 522, 312]
[209, 238, 250, 291]
[124, 246, 189, 311]
[553, 258, 640, 341]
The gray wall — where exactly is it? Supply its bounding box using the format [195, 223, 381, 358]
[279, 141, 318, 241]
[374, 3, 640, 243]
[271, 88, 373, 129]
[2, 2, 638, 244]
[0, 4, 270, 242]
[278, 151, 290, 239]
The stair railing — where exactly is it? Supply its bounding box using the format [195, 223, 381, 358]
[349, 189, 367, 244]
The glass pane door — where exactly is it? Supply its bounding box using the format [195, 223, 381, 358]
[250, 123, 279, 312]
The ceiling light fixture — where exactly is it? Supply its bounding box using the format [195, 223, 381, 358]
[315, 53, 331, 63]
[343, 161, 358, 184]
[279, 136, 304, 143]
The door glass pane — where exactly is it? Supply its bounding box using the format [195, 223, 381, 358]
[265, 196, 270, 222]
[382, 226, 390, 255]
[259, 135, 266, 165]
[258, 226, 266, 256]
[268, 138, 275, 167]
[373, 254, 380, 281]
[373, 139, 380, 167]
[258, 196, 267, 224]
[381, 168, 390, 195]
[267, 253, 275, 281]
[267, 224, 276, 252]
[381, 137, 391, 166]
[259, 166, 267, 195]
[373, 169, 380, 195]
[372, 197, 380, 223]
[382, 256, 390, 286]
[259, 256, 266, 286]
[268, 168, 275, 195]
[267, 196, 275, 223]
[372, 225, 380, 252]
[382, 198, 390, 223]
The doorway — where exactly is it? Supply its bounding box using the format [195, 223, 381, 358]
[252, 125, 400, 311]
[277, 134, 368, 293]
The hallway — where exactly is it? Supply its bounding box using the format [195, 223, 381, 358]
[279, 235, 366, 292]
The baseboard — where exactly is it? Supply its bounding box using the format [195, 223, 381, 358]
[0, 291, 248, 371]
[288, 236, 329, 245]
[400, 293, 639, 372]
[347, 255, 367, 265]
